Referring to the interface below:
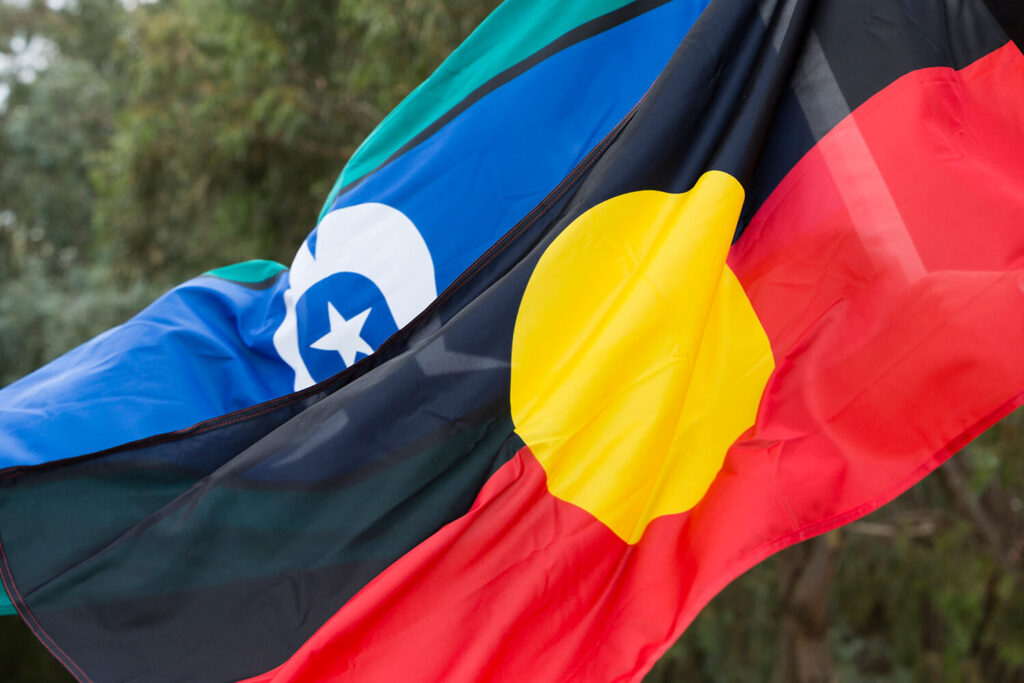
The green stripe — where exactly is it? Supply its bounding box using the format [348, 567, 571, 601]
[318, 0, 636, 222]
[0, 590, 13, 616]
[204, 260, 287, 284]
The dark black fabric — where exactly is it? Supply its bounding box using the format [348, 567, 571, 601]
[555, 0, 1011, 237]
[0, 1, 1019, 681]
[741, 0, 1011, 231]
[984, 0, 1024, 49]
[4, 411, 521, 681]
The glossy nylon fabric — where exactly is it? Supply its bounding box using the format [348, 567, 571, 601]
[0, 0, 707, 471]
[0, 2, 787, 673]
[245, 29, 1024, 681]
[250, 14, 1024, 681]
[1, 0, 1022, 680]
[0, 1, 716, 671]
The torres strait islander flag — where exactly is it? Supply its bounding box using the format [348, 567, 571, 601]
[0, 0, 708, 466]
[1, 2, 1023, 683]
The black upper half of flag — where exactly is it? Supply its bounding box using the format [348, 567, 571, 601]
[0, 1, 1019, 681]
[570, 0, 1014, 235]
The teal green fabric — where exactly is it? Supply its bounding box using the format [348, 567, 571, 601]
[204, 259, 287, 284]
[318, 0, 636, 221]
[0, 590, 13, 615]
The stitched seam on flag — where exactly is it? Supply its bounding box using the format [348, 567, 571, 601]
[329, 0, 677, 204]
[0, 96, 641, 480]
[321, 0, 678, 211]
[0, 539, 94, 683]
[411, 112, 632, 319]
[5, 0, 685, 479]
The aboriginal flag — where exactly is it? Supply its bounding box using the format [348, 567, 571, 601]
[2, 1, 1024, 681]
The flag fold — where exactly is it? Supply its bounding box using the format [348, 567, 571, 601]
[1, 1, 1022, 681]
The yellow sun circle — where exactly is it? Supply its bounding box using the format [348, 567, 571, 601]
[510, 171, 774, 543]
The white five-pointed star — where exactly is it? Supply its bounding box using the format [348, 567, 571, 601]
[309, 303, 374, 367]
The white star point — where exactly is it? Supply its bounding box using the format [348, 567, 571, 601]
[309, 303, 374, 367]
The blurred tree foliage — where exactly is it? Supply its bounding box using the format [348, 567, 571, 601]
[0, 1, 1021, 681]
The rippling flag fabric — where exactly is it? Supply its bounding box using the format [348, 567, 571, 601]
[0, 0, 708, 616]
[2, 0, 1023, 681]
[0, 0, 708, 467]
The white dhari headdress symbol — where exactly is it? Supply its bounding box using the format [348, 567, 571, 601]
[272, 203, 437, 391]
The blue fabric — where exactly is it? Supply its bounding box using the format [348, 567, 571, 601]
[0, 275, 293, 466]
[0, 0, 707, 468]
